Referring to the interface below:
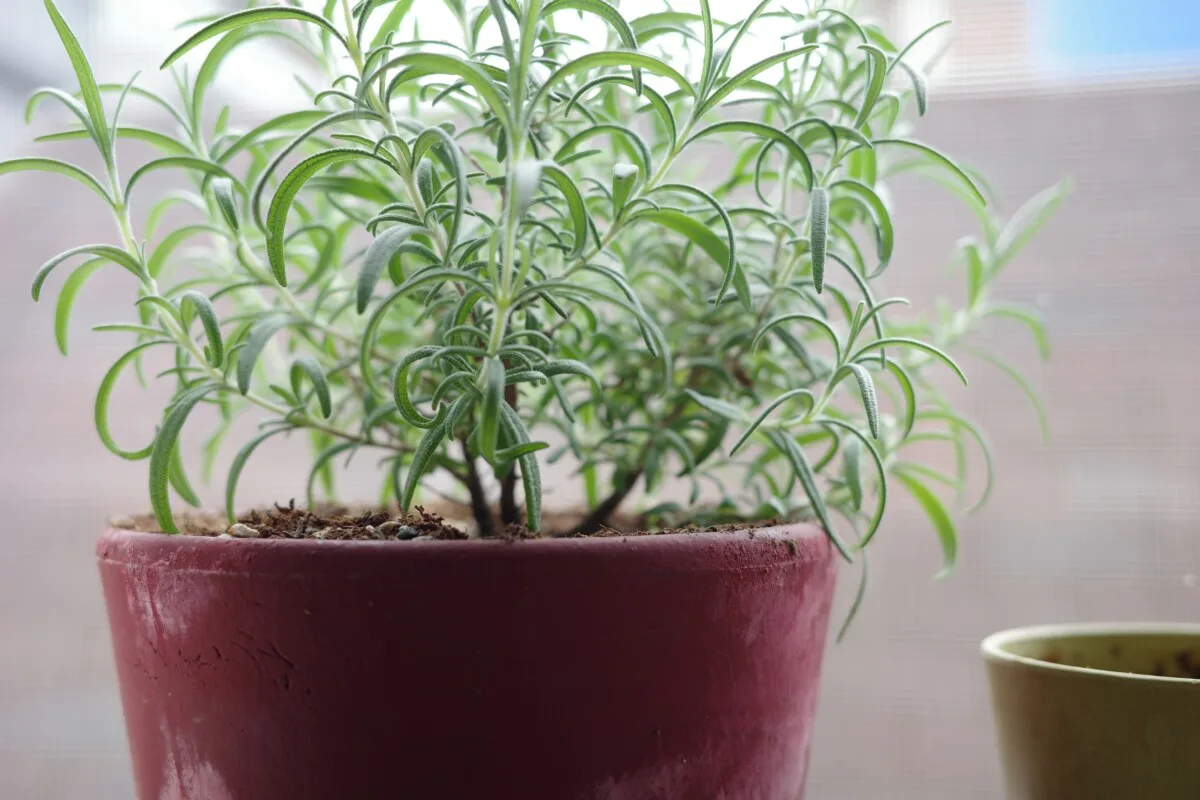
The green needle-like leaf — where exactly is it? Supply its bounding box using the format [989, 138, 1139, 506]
[873, 138, 987, 206]
[893, 468, 957, 578]
[567, 76, 676, 150]
[358, 224, 426, 313]
[836, 548, 869, 643]
[266, 148, 395, 285]
[917, 409, 996, 513]
[631, 208, 733, 293]
[853, 337, 968, 385]
[698, 0, 715, 93]
[685, 389, 747, 423]
[401, 421, 448, 512]
[687, 121, 814, 190]
[44, 0, 111, 161]
[95, 342, 166, 461]
[124, 156, 236, 201]
[539, 163, 592, 257]
[965, 347, 1050, 440]
[149, 383, 221, 533]
[542, 0, 641, 92]
[0, 158, 111, 204]
[699, 46, 818, 117]
[499, 405, 542, 530]
[731, 389, 816, 456]
[37, 126, 190, 156]
[831, 179, 893, 267]
[843, 434, 863, 510]
[161, 6, 347, 68]
[237, 315, 291, 395]
[225, 426, 292, 523]
[651, 184, 738, 305]
[179, 291, 224, 367]
[839, 363, 880, 439]
[32, 245, 144, 302]
[611, 163, 639, 219]
[534, 51, 694, 109]
[768, 430, 851, 561]
[754, 314, 842, 364]
[53, 258, 105, 355]
[369, 0, 415, 49]
[894, 60, 928, 116]
[854, 45, 888, 128]
[211, 178, 240, 232]
[392, 347, 451, 429]
[412, 125, 468, 257]
[985, 305, 1052, 360]
[993, 179, 1072, 268]
[478, 357, 506, 464]
[378, 52, 510, 128]
[884, 359, 917, 439]
[810, 186, 829, 292]
[290, 357, 333, 419]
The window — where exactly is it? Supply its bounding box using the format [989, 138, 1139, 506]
[1033, 0, 1200, 74]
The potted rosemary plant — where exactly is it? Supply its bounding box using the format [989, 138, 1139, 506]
[9, 1, 1063, 797]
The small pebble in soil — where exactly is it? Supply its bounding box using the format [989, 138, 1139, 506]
[311, 528, 329, 540]
[373, 521, 401, 538]
[375, 521, 420, 539]
[413, 534, 436, 541]
[217, 533, 233, 540]
[229, 523, 260, 539]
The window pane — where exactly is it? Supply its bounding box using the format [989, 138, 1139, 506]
[1035, 0, 1200, 72]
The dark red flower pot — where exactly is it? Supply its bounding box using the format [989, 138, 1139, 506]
[98, 523, 836, 799]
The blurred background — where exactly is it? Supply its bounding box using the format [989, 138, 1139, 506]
[2, 0, 1198, 797]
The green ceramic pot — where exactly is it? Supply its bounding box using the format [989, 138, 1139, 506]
[982, 623, 1200, 800]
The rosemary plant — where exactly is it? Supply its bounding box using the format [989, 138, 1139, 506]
[9, 1, 1062, 582]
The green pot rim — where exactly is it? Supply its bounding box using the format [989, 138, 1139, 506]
[982, 622, 1200, 685]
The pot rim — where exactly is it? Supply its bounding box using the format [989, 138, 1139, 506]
[982, 622, 1200, 685]
[98, 522, 833, 575]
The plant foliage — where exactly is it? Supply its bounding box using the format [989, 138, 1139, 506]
[11, 1, 1063, 596]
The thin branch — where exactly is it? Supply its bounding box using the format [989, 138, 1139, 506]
[564, 468, 642, 536]
[460, 437, 496, 537]
[565, 381, 701, 536]
[499, 470, 519, 525]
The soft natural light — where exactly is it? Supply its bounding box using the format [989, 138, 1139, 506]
[5, 3, 1200, 799]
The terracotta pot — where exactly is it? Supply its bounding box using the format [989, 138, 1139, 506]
[983, 623, 1200, 800]
[98, 524, 837, 800]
